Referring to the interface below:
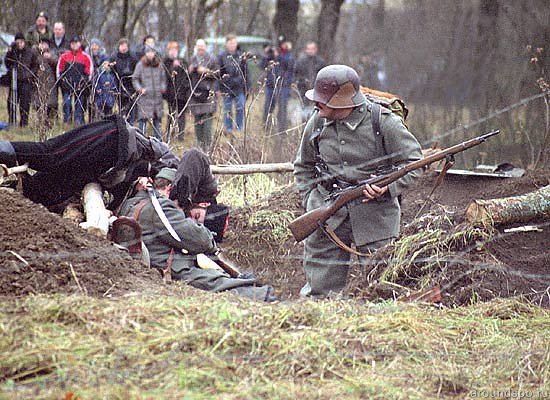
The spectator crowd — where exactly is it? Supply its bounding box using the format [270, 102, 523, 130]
[4, 11, 327, 149]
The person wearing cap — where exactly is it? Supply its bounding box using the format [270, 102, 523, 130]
[92, 56, 118, 120]
[5, 32, 39, 127]
[133, 45, 166, 140]
[26, 11, 52, 48]
[118, 164, 276, 302]
[294, 64, 422, 298]
[261, 35, 295, 133]
[32, 38, 58, 129]
[57, 36, 93, 126]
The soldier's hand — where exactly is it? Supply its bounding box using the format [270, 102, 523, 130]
[362, 184, 388, 203]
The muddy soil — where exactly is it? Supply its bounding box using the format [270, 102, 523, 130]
[0, 188, 176, 297]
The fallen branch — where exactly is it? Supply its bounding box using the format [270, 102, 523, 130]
[466, 185, 550, 225]
[210, 162, 293, 175]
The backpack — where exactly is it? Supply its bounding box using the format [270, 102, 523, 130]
[311, 86, 409, 158]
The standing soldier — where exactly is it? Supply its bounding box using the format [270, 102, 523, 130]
[294, 65, 422, 297]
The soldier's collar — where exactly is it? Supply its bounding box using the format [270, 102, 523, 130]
[325, 105, 368, 131]
[341, 105, 368, 131]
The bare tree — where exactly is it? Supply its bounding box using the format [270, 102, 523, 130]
[316, 0, 345, 63]
[273, 0, 299, 44]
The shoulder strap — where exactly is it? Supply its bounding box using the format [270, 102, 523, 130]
[131, 198, 149, 221]
[310, 110, 325, 154]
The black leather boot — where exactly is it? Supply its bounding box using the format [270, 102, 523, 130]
[0, 140, 16, 167]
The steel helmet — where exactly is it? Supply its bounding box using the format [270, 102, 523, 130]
[305, 64, 366, 108]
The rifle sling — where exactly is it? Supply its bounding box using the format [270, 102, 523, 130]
[317, 220, 373, 258]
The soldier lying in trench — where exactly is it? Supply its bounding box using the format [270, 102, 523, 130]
[117, 165, 276, 302]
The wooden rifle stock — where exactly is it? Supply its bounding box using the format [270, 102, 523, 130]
[289, 130, 500, 242]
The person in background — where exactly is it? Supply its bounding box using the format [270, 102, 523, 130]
[50, 21, 69, 122]
[86, 38, 108, 121]
[163, 41, 190, 140]
[136, 34, 156, 60]
[294, 41, 326, 121]
[93, 57, 118, 120]
[57, 36, 93, 126]
[51, 22, 69, 56]
[218, 34, 248, 133]
[32, 38, 58, 129]
[189, 39, 219, 151]
[5, 32, 39, 127]
[111, 38, 138, 123]
[86, 38, 108, 71]
[133, 46, 166, 140]
[261, 36, 295, 133]
[26, 11, 51, 48]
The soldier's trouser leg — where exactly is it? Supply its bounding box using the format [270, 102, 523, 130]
[301, 217, 391, 297]
[171, 266, 275, 302]
[301, 218, 354, 297]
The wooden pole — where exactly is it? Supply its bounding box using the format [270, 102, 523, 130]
[465, 185, 550, 225]
[210, 162, 294, 175]
[80, 183, 111, 237]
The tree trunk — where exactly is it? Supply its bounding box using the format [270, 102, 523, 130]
[465, 185, 550, 225]
[57, 0, 89, 37]
[80, 183, 111, 237]
[120, 0, 129, 37]
[273, 0, 300, 44]
[316, 0, 345, 63]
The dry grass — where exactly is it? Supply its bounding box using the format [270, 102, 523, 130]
[0, 292, 548, 399]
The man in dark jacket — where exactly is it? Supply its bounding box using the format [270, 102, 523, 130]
[118, 167, 275, 301]
[218, 34, 249, 132]
[5, 32, 39, 127]
[261, 36, 295, 132]
[51, 22, 69, 56]
[25, 11, 52, 48]
[163, 41, 190, 139]
[294, 41, 326, 120]
[57, 36, 93, 126]
[111, 38, 138, 123]
[0, 115, 168, 208]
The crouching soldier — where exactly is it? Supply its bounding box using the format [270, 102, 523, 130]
[118, 167, 276, 302]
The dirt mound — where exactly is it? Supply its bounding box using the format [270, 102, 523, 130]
[0, 188, 170, 297]
[225, 169, 550, 304]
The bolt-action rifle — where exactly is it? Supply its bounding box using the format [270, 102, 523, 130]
[288, 130, 500, 243]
